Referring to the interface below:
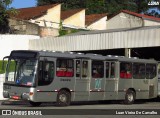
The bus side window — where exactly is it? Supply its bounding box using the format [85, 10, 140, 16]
[146, 64, 156, 79]
[106, 62, 109, 78]
[56, 59, 74, 77]
[110, 62, 115, 78]
[92, 61, 104, 78]
[133, 63, 145, 79]
[82, 61, 88, 77]
[120, 62, 132, 79]
[76, 60, 81, 77]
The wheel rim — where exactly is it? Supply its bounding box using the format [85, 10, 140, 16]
[128, 93, 134, 102]
[59, 94, 67, 103]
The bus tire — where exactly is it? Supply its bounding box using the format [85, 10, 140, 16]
[29, 101, 41, 107]
[56, 90, 71, 106]
[124, 89, 135, 104]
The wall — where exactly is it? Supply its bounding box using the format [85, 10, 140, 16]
[63, 10, 85, 28]
[106, 12, 143, 30]
[87, 16, 107, 30]
[0, 35, 40, 60]
[35, 4, 61, 29]
[39, 27, 59, 37]
[9, 18, 39, 35]
[144, 20, 160, 26]
[0, 74, 6, 100]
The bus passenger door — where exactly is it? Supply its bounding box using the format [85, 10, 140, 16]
[105, 61, 118, 100]
[36, 57, 56, 102]
[89, 60, 105, 101]
[74, 59, 90, 101]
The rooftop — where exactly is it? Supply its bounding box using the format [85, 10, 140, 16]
[12, 4, 59, 20]
[85, 13, 107, 26]
[122, 10, 160, 22]
[61, 8, 85, 20]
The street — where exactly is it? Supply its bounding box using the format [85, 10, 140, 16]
[0, 99, 160, 118]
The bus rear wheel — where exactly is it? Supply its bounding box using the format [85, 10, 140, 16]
[56, 90, 71, 106]
[29, 101, 42, 107]
[124, 89, 135, 104]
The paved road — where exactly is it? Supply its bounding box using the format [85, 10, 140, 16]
[0, 99, 160, 118]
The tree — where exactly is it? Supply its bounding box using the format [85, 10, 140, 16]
[0, 0, 14, 33]
[36, 0, 159, 16]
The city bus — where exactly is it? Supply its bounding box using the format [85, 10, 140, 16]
[2, 50, 158, 106]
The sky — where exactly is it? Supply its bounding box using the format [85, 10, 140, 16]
[10, 0, 36, 8]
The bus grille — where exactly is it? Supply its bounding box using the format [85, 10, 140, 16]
[149, 85, 154, 98]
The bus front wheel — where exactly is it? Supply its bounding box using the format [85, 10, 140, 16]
[56, 90, 71, 106]
[124, 89, 135, 104]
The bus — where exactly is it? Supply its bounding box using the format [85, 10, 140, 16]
[2, 50, 158, 106]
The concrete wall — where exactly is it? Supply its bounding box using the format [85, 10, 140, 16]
[39, 27, 59, 37]
[87, 16, 107, 30]
[0, 35, 40, 60]
[106, 12, 143, 29]
[9, 18, 39, 35]
[144, 19, 160, 26]
[63, 9, 85, 28]
[0, 74, 5, 100]
[35, 4, 61, 28]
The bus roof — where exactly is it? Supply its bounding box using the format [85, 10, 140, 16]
[10, 50, 157, 63]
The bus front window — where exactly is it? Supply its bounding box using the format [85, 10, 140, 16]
[15, 59, 37, 86]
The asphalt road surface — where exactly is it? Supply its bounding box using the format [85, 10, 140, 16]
[0, 99, 160, 118]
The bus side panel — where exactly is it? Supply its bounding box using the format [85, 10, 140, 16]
[105, 79, 118, 100]
[149, 77, 158, 98]
[118, 79, 133, 99]
[36, 76, 75, 102]
[73, 79, 90, 101]
[132, 79, 149, 99]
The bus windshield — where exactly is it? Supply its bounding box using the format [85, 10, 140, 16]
[6, 59, 37, 87]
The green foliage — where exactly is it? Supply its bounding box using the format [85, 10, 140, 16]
[0, 60, 15, 74]
[0, 0, 17, 34]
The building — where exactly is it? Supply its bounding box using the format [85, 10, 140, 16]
[61, 8, 86, 29]
[85, 13, 107, 30]
[106, 10, 160, 30]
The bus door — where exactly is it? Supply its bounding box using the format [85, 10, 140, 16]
[105, 61, 118, 100]
[36, 57, 56, 102]
[74, 59, 90, 101]
[89, 60, 105, 100]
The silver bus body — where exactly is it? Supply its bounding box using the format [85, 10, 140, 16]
[3, 50, 158, 106]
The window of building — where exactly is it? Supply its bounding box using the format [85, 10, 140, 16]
[120, 62, 132, 79]
[146, 64, 156, 79]
[38, 61, 54, 86]
[92, 61, 104, 78]
[133, 63, 145, 79]
[56, 59, 74, 77]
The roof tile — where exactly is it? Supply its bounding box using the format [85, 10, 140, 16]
[12, 4, 59, 20]
[85, 13, 107, 26]
[61, 8, 85, 20]
[122, 10, 160, 22]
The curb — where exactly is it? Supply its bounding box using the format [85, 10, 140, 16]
[1, 100, 29, 105]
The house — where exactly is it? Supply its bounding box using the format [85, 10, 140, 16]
[9, 4, 61, 37]
[61, 8, 86, 29]
[85, 13, 107, 30]
[11, 4, 61, 28]
[106, 10, 160, 30]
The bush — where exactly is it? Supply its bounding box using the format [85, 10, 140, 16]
[0, 60, 15, 74]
